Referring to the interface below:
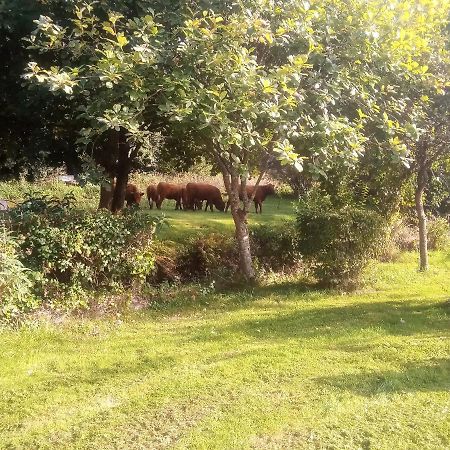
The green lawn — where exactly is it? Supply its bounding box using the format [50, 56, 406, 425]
[142, 196, 295, 241]
[1, 252, 449, 449]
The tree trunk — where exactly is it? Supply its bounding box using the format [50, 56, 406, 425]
[111, 131, 131, 213]
[98, 178, 114, 210]
[225, 173, 256, 281]
[415, 172, 428, 271]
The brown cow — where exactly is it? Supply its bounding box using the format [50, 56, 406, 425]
[250, 184, 275, 213]
[156, 182, 184, 210]
[125, 183, 145, 207]
[225, 183, 275, 213]
[185, 183, 225, 212]
[146, 184, 158, 209]
[182, 187, 202, 210]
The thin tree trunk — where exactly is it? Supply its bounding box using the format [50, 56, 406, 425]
[98, 178, 114, 210]
[225, 173, 256, 280]
[415, 172, 428, 271]
[111, 131, 130, 213]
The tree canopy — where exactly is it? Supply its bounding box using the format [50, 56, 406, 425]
[2, 0, 449, 275]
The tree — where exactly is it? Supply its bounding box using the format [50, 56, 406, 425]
[160, 7, 313, 278]
[362, 0, 450, 270]
[411, 94, 450, 270]
[159, 1, 424, 279]
[0, 0, 84, 179]
[24, 3, 164, 211]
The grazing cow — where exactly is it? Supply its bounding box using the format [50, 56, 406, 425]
[185, 183, 225, 212]
[125, 183, 145, 207]
[146, 184, 158, 209]
[182, 187, 202, 210]
[156, 182, 184, 210]
[225, 183, 275, 213]
[249, 184, 275, 213]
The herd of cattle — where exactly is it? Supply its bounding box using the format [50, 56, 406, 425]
[125, 182, 276, 213]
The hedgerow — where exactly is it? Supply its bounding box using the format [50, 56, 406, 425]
[4, 194, 159, 312]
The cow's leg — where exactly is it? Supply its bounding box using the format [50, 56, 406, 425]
[156, 197, 163, 209]
[204, 202, 208, 212]
[254, 200, 258, 213]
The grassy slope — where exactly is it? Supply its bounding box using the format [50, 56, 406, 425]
[1, 252, 449, 449]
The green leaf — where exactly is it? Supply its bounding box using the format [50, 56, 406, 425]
[117, 33, 128, 47]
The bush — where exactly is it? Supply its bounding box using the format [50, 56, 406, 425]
[296, 194, 387, 288]
[0, 227, 38, 324]
[428, 217, 450, 250]
[251, 222, 301, 272]
[390, 220, 419, 252]
[6, 194, 158, 309]
[177, 233, 239, 283]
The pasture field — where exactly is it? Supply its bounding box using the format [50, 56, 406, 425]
[0, 178, 295, 241]
[147, 195, 294, 241]
[1, 252, 449, 449]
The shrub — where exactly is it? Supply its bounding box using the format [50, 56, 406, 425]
[0, 227, 39, 324]
[295, 194, 388, 288]
[390, 220, 419, 251]
[428, 217, 450, 250]
[273, 183, 295, 199]
[6, 195, 158, 310]
[152, 225, 303, 286]
[251, 222, 301, 272]
[176, 233, 239, 283]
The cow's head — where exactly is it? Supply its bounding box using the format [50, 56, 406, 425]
[266, 183, 275, 195]
[215, 198, 226, 212]
[132, 192, 145, 205]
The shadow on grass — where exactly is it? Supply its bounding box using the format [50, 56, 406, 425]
[2, 355, 178, 406]
[317, 358, 450, 395]
[194, 299, 450, 341]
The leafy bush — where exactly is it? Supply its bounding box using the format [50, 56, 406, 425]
[251, 222, 301, 272]
[177, 233, 239, 283]
[0, 227, 38, 324]
[296, 193, 387, 288]
[428, 217, 450, 250]
[6, 194, 158, 309]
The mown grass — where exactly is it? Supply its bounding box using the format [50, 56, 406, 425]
[1, 251, 449, 449]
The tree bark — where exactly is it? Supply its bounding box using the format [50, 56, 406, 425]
[98, 178, 114, 210]
[111, 130, 131, 213]
[415, 170, 429, 271]
[224, 172, 256, 281]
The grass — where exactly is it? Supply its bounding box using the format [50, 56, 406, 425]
[0, 178, 295, 242]
[147, 196, 294, 241]
[1, 251, 449, 449]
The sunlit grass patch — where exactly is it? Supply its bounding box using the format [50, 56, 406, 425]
[1, 252, 449, 449]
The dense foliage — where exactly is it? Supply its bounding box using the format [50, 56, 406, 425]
[296, 191, 388, 287]
[0, 226, 37, 324]
[4, 195, 158, 311]
[0, 0, 449, 286]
